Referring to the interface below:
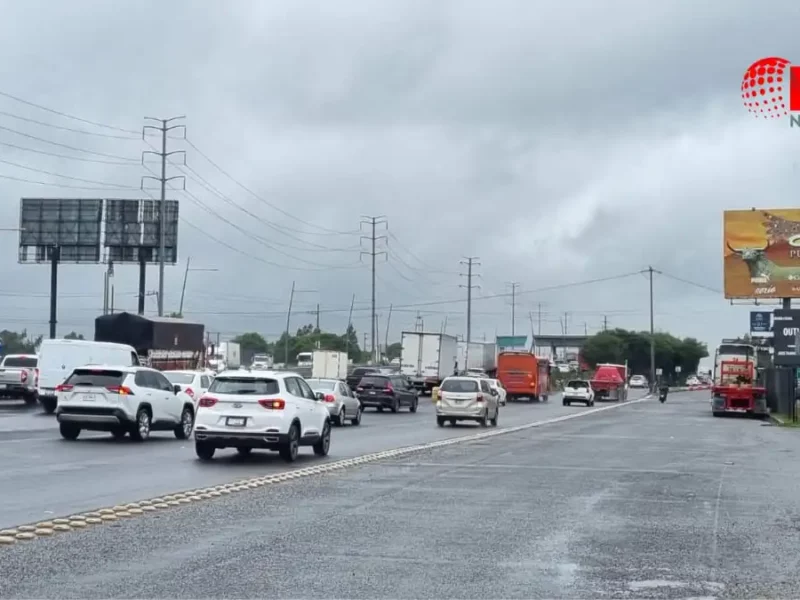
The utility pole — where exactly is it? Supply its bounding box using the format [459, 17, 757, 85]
[345, 294, 355, 358]
[384, 304, 393, 352]
[648, 265, 656, 390]
[564, 312, 569, 335]
[142, 116, 186, 317]
[414, 312, 424, 332]
[603, 315, 608, 331]
[315, 303, 320, 331]
[178, 258, 217, 316]
[584, 322, 588, 336]
[538, 303, 542, 337]
[460, 257, 481, 369]
[284, 281, 295, 365]
[360, 216, 387, 364]
[507, 282, 519, 336]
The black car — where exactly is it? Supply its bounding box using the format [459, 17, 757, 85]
[355, 374, 418, 413]
[346, 366, 380, 391]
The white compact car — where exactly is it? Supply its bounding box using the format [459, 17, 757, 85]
[487, 378, 507, 406]
[164, 370, 214, 405]
[55, 366, 195, 441]
[306, 377, 362, 426]
[563, 379, 595, 407]
[193, 370, 331, 462]
[436, 376, 499, 427]
[629, 374, 649, 389]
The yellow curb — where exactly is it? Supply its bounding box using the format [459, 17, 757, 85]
[15, 532, 35, 541]
[166, 501, 181, 507]
[139, 500, 153, 506]
[153, 503, 169, 509]
[208, 491, 222, 497]
[150, 498, 164, 503]
[177, 498, 192, 505]
[34, 528, 53, 536]
[84, 512, 102, 518]
[52, 524, 71, 532]
[0, 529, 17, 536]
[111, 506, 127, 512]
[219, 489, 231, 495]
[17, 525, 35, 532]
[85, 517, 102, 525]
[128, 508, 144, 515]
[100, 514, 117, 522]
[98, 509, 115, 516]
[35, 521, 54, 529]
[197, 494, 211, 500]
[0, 536, 15, 545]
[69, 521, 87, 528]
[142, 505, 158, 512]
[125, 503, 140, 509]
[52, 518, 70, 525]
[115, 511, 132, 518]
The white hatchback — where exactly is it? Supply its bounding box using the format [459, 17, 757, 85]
[563, 379, 595, 407]
[193, 370, 332, 462]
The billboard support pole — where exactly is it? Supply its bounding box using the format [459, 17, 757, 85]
[48, 246, 60, 339]
[138, 254, 146, 315]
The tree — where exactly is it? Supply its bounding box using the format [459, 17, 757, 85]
[232, 332, 269, 355]
[386, 342, 402, 361]
[581, 328, 708, 378]
[64, 331, 85, 340]
[0, 330, 42, 354]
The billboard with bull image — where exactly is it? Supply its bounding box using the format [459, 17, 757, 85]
[724, 209, 800, 299]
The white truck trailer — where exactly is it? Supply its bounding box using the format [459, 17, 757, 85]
[400, 332, 458, 394]
[311, 350, 348, 380]
[456, 341, 498, 375]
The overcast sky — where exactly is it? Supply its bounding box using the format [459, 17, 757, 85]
[0, 0, 797, 355]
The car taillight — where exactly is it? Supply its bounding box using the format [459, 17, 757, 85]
[356, 386, 364, 392]
[55, 383, 73, 392]
[185, 387, 195, 398]
[475, 393, 484, 402]
[106, 385, 134, 395]
[324, 394, 335, 403]
[258, 398, 285, 410]
[20, 370, 27, 383]
[198, 396, 218, 407]
[385, 384, 394, 394]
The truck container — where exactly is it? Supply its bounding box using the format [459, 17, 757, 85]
[95, 312, 205, 370]
[591, 363, 628, 402]
[497, 351, 550, 402]
[400, 331, 458, 394]
[311, 350, 348, 380]
[711, 340, 767, 417]
[456, 341, 498, 374]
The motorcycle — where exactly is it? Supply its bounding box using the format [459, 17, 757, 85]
[658, 386, 669, 403]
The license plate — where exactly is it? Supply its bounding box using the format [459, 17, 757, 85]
[0, 384, 6, 390]
[80, 394, 96, 402]
[370, 391, 376, 395]
[226, 417, 246, 427]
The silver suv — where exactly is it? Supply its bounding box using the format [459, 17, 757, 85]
[436, 376, 499, 427]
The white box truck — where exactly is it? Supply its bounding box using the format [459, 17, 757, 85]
[456, 341, 498, 374]
[311, 350, 348, 380]
[400, 332, 458, 394]
[223, 342, 241, 370]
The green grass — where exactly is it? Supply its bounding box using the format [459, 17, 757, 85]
[770, 413, 800, 428]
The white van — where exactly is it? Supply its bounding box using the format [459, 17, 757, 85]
[37, 339, 140, 414]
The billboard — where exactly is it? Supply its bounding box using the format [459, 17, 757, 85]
[772, 309, 800, 366]
[104, 198, 179, 264]
[750, 310, 772, 334]
[18, 198, 103, 264]
[724, 209, 800, 299]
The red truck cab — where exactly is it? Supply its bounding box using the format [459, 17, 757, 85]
[711, 341, 767, 417]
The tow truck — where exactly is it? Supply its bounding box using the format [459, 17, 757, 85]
[710, 339, 767, 417]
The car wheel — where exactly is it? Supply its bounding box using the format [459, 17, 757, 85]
[130, 408, 151, 441]
[377, 406, 384, 412]
[313, 420, 331, 456]
[490, 408, 498, 427]
[236, 447, 252, 456]
[479, 410, 489, 427]
[195, 441, 215, 461]
[409, 398, 418, 413]
[449, 418, 456, 426]
[351, 405, 362, 426]
[40, 396, 56, 414]
[24, 392, 37, 406]
[563, 400, 570, 406]
[336, 407, 346, 427]
[390, 399, 399, 413]
[174, 405, 194, 439]
[59, 422, 80, 440]
[437, 416, 445, 427]
[280, 423, 300, 462]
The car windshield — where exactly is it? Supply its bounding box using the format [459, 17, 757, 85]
[441, 379, 479, 393]
[307, 379, 336, 390]
[567, 380, 589, 389]
[164, 373, 194, 384]
[66, 368, 125, 387]
[359, 376, 389, 386]
[2, 356, 37, 368]
[208, 377, 279, 395]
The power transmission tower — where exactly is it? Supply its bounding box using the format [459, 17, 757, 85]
[507, 281, 520, 336]
[142, 116, 186, 317]
[459, 257, 481, 345]
[360, 216, 387, 363]
[414, 312, 424, 332]
[603, 315, 608, 331]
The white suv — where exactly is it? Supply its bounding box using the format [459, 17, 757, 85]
[55, 366, 195, 441]
[193, 370, 332, 462]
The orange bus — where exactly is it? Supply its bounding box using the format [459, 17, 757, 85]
[497, 351, 550, 402]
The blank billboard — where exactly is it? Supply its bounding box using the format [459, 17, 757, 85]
[104, 198, 179, 264]
[18, 198, 102, 264]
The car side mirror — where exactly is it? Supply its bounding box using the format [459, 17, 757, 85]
[315, 391, 324, 401]
[173, 384, 181, 394]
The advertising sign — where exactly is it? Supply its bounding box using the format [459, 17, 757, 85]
[724, 209, 800, 299]
[750, 311, 772, 334]
[496, 335, 527, 350]
[18, 198, 103, 264]
[771, 309, 800, 366]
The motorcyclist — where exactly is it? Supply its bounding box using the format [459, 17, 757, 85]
[658, 383, 669, 401]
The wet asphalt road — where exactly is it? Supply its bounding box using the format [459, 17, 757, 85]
[0, 391, 621, 529]
[3, 390, 799, 598]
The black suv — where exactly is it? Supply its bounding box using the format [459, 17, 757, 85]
[346, 366, 380, 391]
[355, 374, 418, 413]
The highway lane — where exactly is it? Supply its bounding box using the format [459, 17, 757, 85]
[1, 390, 794, 598]
[0, 391, 650, 529]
